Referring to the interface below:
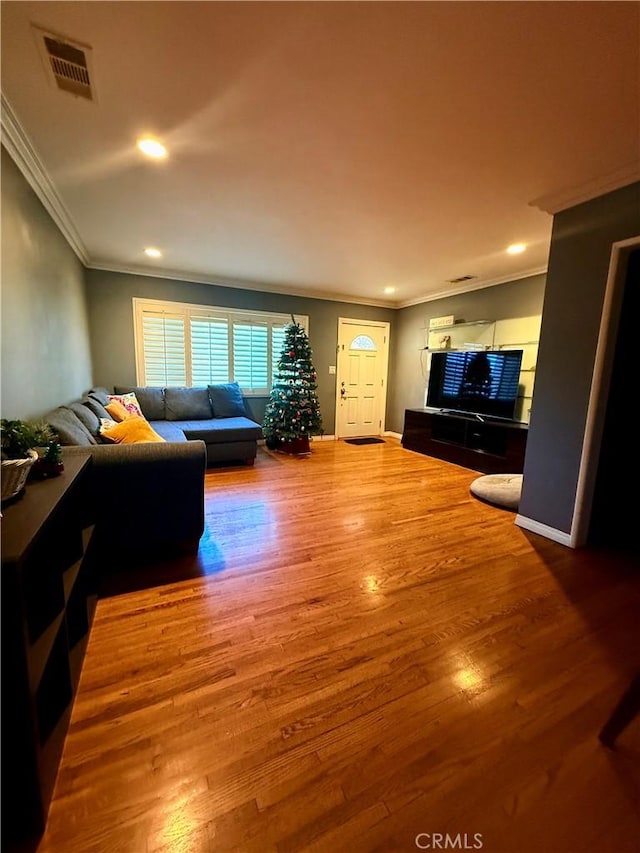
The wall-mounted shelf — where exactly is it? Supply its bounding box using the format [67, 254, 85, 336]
[423, 319, 494, 332]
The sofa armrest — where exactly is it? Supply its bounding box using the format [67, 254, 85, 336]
[63, 439, 205, 469]
[63, 441, 206, 554]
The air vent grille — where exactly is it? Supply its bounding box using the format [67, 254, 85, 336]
[34, 26, 95, 101]
[447, 274, 477, 285]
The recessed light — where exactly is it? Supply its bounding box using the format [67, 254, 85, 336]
[144, 247, 162, 258]
[137, 137, 168, 159]
[383, 286, 396, 295]
[506, 243, 526, 255]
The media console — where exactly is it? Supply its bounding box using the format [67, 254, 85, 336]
[402, 408, 528, 473]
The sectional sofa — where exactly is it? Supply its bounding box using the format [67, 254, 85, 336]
[44, 384, 263, 555]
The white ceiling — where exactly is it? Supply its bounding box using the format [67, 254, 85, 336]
[2, 2, 639, 307]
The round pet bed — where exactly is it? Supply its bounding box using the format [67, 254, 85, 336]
[470, 473, 523, 511]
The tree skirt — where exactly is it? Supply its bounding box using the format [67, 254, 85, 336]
[273, 437, 311, 455]
[469, 473, 523, 511]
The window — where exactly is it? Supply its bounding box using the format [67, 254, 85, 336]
[350, 334, 376, 351]
[134, 299, 308, 395]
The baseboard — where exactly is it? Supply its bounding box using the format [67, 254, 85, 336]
[515, 514, 574, 548]
[384, 431, 402, 440]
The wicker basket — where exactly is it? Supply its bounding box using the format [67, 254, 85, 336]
[1, 450, 38, 502]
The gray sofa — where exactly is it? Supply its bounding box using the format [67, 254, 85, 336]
[112, 384, 263, 466]
[43, 384, 263, 556]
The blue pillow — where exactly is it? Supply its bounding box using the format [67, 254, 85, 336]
[208, 383, 247, 418]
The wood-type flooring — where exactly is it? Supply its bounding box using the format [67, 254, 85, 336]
[35, 439, 640, 853]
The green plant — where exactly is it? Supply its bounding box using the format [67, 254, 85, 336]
[1, 419, 54, 460]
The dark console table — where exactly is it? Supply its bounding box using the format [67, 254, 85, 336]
[1, 454, 96, 846]
[402, 408, 528, 474]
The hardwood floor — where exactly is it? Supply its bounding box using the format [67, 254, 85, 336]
[36, 439, 639, 853]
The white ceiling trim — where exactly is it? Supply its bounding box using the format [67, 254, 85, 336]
[530, 163, 640, 215]
[396, 266, 548, 309]
[1, 92, 89, 264]
[86, 260, 395, 310]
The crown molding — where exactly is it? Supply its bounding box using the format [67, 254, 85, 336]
[1, 92, 89, 265]
[529, 162, 640, 215]
[396, 266, 547, 309]
[87, 259, 396, 310]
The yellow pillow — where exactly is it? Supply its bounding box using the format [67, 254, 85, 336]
[105, 400, 132, 422]
[100, 415, 166, 444]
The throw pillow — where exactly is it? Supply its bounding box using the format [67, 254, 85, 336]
[208, 382, 247, 418]
[107, 392, 144, 418]
[105, 400, 132, 423]
[99, 416, 166, 444]
[114, 386, 165, 420]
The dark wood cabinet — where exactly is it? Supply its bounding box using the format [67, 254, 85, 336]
[402, 408, 528, 473]
[1, 454, 96, 847]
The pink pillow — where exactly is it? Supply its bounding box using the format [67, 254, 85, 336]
[107, 392, 144, 419]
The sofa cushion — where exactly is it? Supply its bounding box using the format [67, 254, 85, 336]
[68, 400, 101, 436]
[174, 417, 262, 444]
[114, 386, 165, 421]
[83, 396, 112, 422]
[100, 416, 166, 445]
[208, 382, 247, 418]
[165, 387, 212, 420]
[148, 421, 189, 442]
[88, 387, 111, 406]
[46, 407, 96, 446]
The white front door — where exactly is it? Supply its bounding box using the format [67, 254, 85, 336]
[336, 319, 390, 439]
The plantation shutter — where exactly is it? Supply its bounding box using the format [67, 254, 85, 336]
[141, 312, 187, 387]
[233, 321, 269, 393]
[271, 324, 287, 376]
[190, 315, 230, 385]
[134, 299, 309, 393]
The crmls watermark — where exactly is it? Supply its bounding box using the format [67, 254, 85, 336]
[415, 833, 483, 850]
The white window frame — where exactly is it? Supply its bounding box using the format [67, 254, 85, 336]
[133, 298, 309, 395]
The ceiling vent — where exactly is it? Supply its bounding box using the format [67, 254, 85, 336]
[447, 274, 477, 285]
[33, 26, 95, 101]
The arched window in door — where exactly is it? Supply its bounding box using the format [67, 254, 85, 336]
[350, 334, 377, 351]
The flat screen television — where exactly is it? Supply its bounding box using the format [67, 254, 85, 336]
[426, 349, 523, 421]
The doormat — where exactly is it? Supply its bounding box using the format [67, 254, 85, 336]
[344, 437, 385, 445]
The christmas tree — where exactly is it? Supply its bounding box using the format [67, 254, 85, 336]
[263, 320, 322, 454]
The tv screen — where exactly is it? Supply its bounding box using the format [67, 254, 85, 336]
[426, 349, 523, 421]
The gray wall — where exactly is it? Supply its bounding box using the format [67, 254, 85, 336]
[1, 146, 93, 419]
[84, 269, 394, 431]
[388, 274, 546, 432]
[519, 181, 640, 534]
